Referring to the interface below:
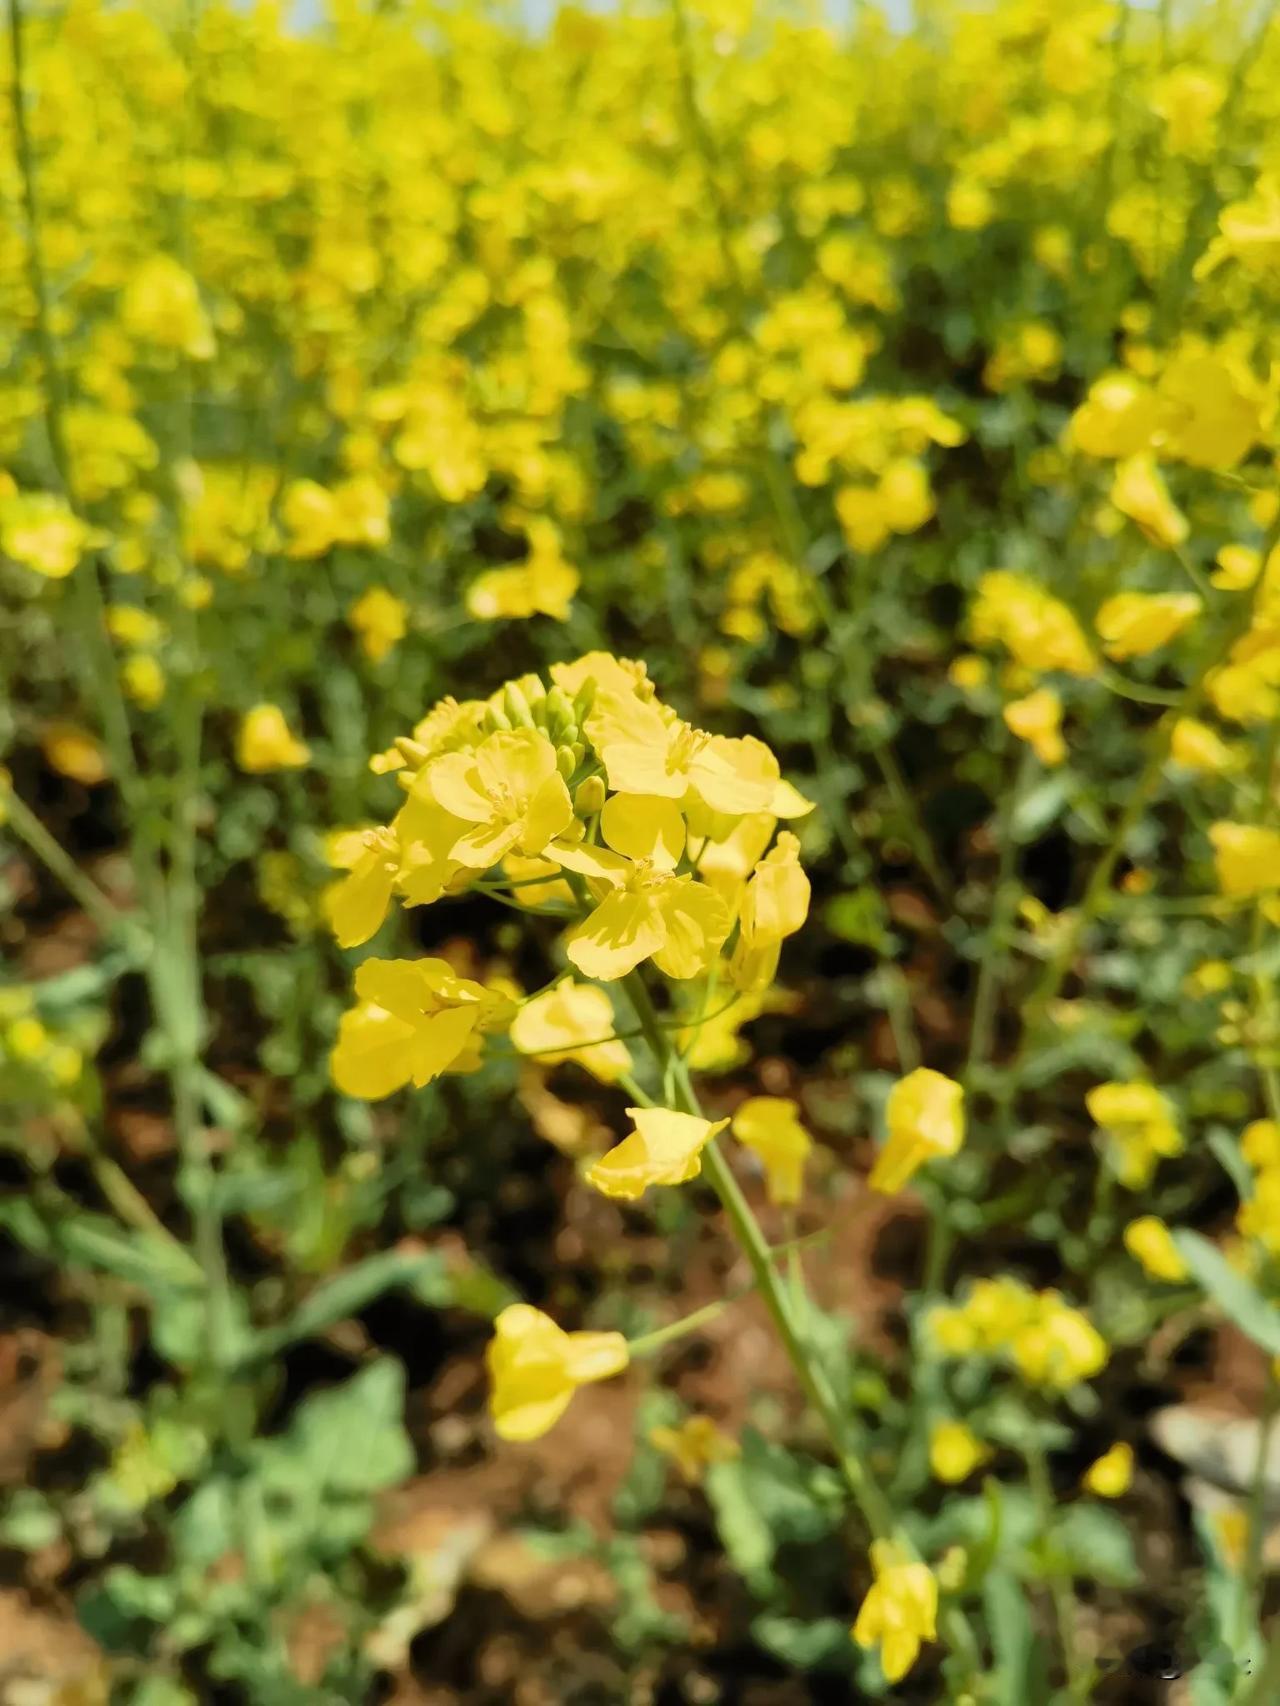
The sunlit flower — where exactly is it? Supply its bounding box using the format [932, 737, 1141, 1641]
[1123, 1216, 1188, 1283]
[1083, 1442, 1133, 1497]
[487, 1304, 628, 1441]
[236, 704, 310, 773]
[1209, 822, 1280, 898]
[586, 1105, 729, 1200]
[330, 957, 513, 1100]
[1, 492, 100, 579]
[1003, 687, 1066, 765]
[1110, 455, 1188, 548]
[427, 729, 573, 869]
[42, 723, 107, 785]
[929, 1421, 990, 1484]
[1086, 1081, 1182, 1188]
[348, 586, 408, 662]
[1095, 591, 1200, 661]
[730, 1095, 813, 1205]
[851, 1540, 938, 1684]
[510, 980, 631, 1083]
[869, 1068, 965, 1195]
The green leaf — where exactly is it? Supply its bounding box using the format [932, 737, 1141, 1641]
[1052, 1504, 1139, 1587]
[752, 1613, 852, 1671]
[288, 1358, 414, 1494]
[1174, 1231, 1280, 1356]
[706, 1430, 844, 1594]
[1206, 1126, 1255, 1204]
[1011, 774, 1070, 843]
[252, 1249, 450, 1359]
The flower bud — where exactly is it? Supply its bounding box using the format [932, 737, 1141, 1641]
[544, 686, 576, 740]
[555, 743, 577, 780]
[574, 775, 606, 816]
[502, 682, 536, 729]
[484, 704, 513, 733]
[559, 816, 587, 843]
[572, 679, 598, 723]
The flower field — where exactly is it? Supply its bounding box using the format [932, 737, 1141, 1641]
[4, 0, 1280, 1700]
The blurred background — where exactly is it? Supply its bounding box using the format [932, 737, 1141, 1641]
[3, 0, 1280, 1701]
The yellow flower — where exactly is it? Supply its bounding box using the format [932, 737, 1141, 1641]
[1083, 1442, 1133, 1498]
[486, 1304, 628, 1442]
[1095, 591, 1200, 661]
[1151, 65, 1224, 154]
[330, 957, 514, 1100]
[1009, 1294, 1108, 1389]
[649, 1415, 740, 1483]
[106, 605, 164, 648]
[587, 692, 780, 816]
[122, 653, 165, 709]
[1003, 687, 1066, 765]
[1068, 372, 1160, 459]
[427, 729, 573, 870]
[122, 255, 215, 359]
[969, 571, 1096, 676]
[465, 559, 578, 621]
[348, 586, 407, 662]
[1124, 1217, 1188, 1283]
[1213, 543, 1263, 592]
[949, 654, 989, 691]
[929, 1421, 990, 1485]
[1086, 1081, 1182, 1188]
[554, 795, 730, 982]
[851, 1540, 938, 1684]
[729, 831, 810, 991]
[1239, 1169, 1280, 1256]
[730, 1095, 813, 1205]
[586, 1105, 729, 1200]
[282, 476, 390, 558]
[1156, 347, 1266, 470]
[42, 723, 108, 785]
[1, 492, 100, 578]
[1170, 717, 1240, 775]
[1241, 1120, 1280, 1170]
[322, 826, 402, 948]
[1110, 455, 1188, 548]
[1209, 822, 1280, 898]
[869, 1068, 965, 1195]
[236, 704, 310, 773]
[510, 980, 632, 1083]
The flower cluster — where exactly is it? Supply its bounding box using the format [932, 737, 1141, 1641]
[325, 654, 814, 1097]
[928, 1278, 1108, 1390]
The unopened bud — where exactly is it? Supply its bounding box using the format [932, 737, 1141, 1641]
[559, 816, 587, 843]
[395, 736, 430, 766]
[555, 744, 577, 781]
[544, 686, 575, 739]
[572, 679, 598, 723]
[484, 704, 513, 733]
[502, 682, 536, 729]
[574, 775, 606, 816]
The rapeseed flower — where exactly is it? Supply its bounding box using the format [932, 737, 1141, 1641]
[236, 704, 310, 773]
[869, 1068, 965, 1195]
[586, 1106, 729, 1200]
[730, 1096, 813, 1205]
[330, 958, 514, 1100]
[486, 1304, 628, 1441]
[851, 1540, 938, 1684]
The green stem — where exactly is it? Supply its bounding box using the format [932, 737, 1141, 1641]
[621, 969, 895, 1541]
[1, 788, 143, 946]
[1025, 1432, 1089, 1704]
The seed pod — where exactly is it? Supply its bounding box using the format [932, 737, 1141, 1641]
[574, 775, 606, 816]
